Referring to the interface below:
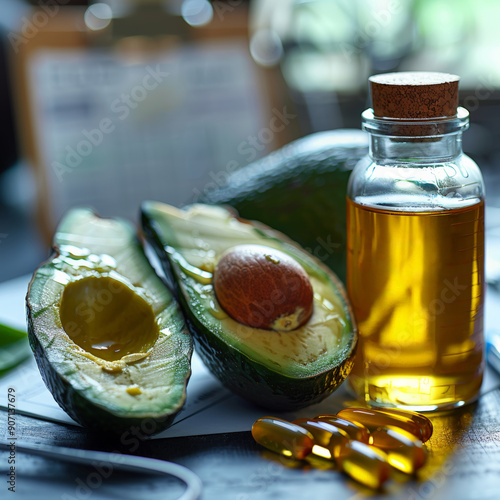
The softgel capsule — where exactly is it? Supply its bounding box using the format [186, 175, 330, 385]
[313, 415, 369, 442]
[368, 426, 426, 474]
[293, 418, 349, 460]
[337, 407, 432, 442]
[251, 417, 314, 460]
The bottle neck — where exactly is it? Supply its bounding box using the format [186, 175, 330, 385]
[369, 133, 463, 163]
[361, 107, 469, 164]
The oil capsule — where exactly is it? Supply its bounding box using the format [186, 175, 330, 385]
[252, 417, 314, 460]
[336, 440, 390, 489]
[337, 408, 427, 442]
[368, 425, 426, 474]
[293, 418, 349, 460]
[375, 407, 433, 442]
[313, 414, 369, 442]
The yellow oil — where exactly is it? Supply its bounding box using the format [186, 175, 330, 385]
[347, 198, 485, 410]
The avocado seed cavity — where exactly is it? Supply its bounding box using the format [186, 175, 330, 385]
[213, 245, 314, 331]
[60, 276, 159, 362]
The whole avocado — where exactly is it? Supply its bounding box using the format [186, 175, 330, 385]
[198, 129, 368, 282]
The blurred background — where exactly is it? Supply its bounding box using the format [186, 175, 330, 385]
[1, 0, 500, 282]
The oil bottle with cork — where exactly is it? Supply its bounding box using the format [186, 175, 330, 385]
[347, 72, 485, 410]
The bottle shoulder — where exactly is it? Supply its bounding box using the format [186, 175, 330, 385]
[347, 153, 485, 211]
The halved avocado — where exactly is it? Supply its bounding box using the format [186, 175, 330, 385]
[141, 202, 357, 411]
[26, 208, 192, 435]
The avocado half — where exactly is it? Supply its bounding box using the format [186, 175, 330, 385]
[141, 202, 357, 411]
[26, 208, 192, 435]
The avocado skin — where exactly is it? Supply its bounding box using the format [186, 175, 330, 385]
[26, 209, 192, 437]
[198, 130, 368, 282]
[27, 311, 176, 436]
[141, 207, 357, 411]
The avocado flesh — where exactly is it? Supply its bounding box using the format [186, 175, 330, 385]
[142, 202, 357, 410]
[27, 208, 192, 434]
[59, 276, 159, 362]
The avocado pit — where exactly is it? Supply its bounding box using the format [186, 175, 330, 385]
[213, 244, 313, 331]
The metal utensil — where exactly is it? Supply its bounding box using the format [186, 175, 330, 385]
[0, 439, 202, 500]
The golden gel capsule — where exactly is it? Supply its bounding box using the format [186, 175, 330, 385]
[293, 418, 349, 460]
[375, 408, 433, 442]
[313, 414, 369, 443]
[336, 440, 390, 489]
[368, 426, 426, 474]
[252, 417, 314, 460]
[337, 408, 426, 442]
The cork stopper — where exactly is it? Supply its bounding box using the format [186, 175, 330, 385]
[370, 72, 460, 119]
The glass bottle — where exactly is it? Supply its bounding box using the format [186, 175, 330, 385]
[347, 72, 485, 411]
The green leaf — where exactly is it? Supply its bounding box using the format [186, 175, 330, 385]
[0, 323, 31, 377]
